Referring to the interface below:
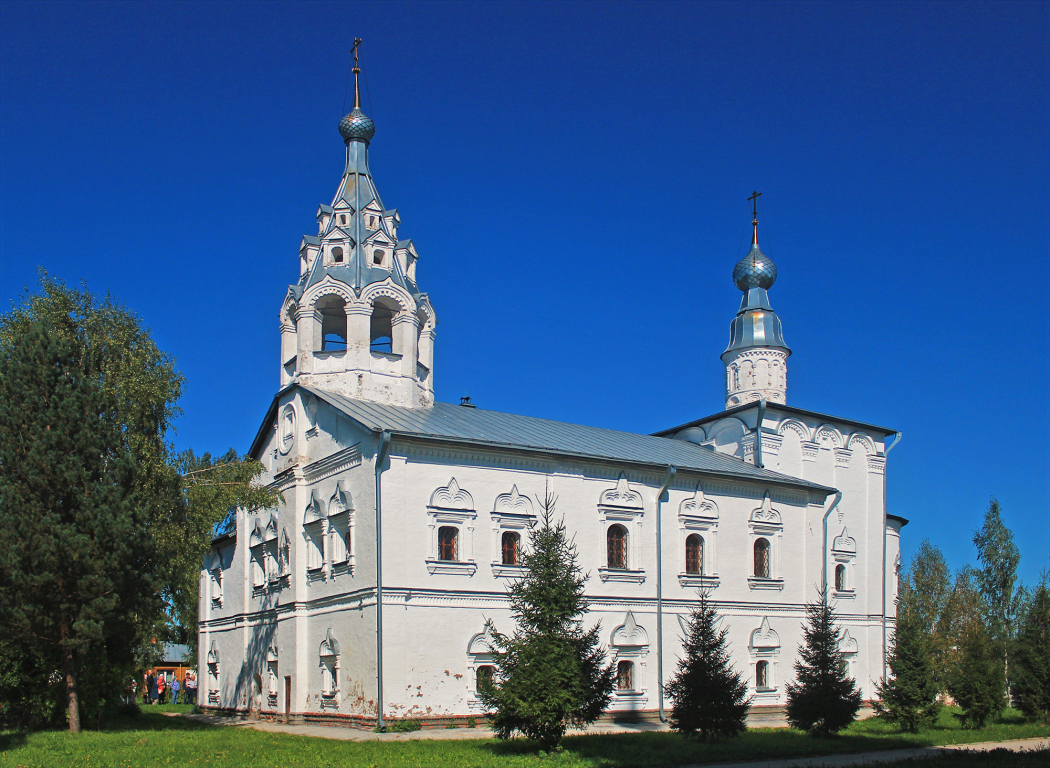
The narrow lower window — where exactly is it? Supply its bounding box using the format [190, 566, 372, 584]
[835, 563, 847, 592]
[616, 660, 633, 691]
[437, 526, 458, 561]
[754, 538, 771, 579]
[501, 531, 520, 566]
[607, 524, 628, 570]
[756, 660, 769, 689]
[476, 665, 495, 693]
[685, 534, 703, 575]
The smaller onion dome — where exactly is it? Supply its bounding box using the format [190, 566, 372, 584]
[733, 243, 777, 291]
[338, 107, 375, 144]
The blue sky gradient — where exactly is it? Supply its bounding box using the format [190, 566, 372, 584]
[2, 0, 1048, 585]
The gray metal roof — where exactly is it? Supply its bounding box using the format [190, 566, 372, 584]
[297, 385, 833, 494]
[654, 401, 898, 439]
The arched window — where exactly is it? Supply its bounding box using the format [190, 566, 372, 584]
[476, 664, 495, 693]
[685, 534, 703, 575]
[835, 563, 847, 592]
[317, 296, 347, 351]
[330, 246, 343, 263]
[616, 660, 633, 691]
[370, 298, 396, 353]
[756, 660, 769, 689]
[305, 524, 324, 571]
[438, 526, 458, 561]
[754, 538, 770, 579]
[501, 531, 520, 566]
[607, 524, 628, 570]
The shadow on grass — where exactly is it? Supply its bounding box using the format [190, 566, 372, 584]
[477, 729, 934, 768]
[0, 732, 28, 751]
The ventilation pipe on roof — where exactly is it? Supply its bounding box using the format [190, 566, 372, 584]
[881, 432, 902, 685]
[655, 465, 677, 723]
[374, 429, 391, 730]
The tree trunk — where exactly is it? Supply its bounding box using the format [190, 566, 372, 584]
[61, 625, 81, 733]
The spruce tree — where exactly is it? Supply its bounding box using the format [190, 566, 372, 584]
[1011, 576, 1050, 722]
[786, 588, 862, 736]
[665, 589, 750, 740]
[479, 493, 614, 750]
[947, 616, 1004, 728]
[874, 581, 941, 732]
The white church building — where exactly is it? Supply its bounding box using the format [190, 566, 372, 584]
[198, 65, 906, 727]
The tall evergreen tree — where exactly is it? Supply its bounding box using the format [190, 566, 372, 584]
[973, 498, 1022, 683]
[0, 275, 183, 732]
[786, 588, 862, 736]
[874, 580, 941, 731]
[947, 614, 1004, 728]
[665, 589, 750, 740]
[1012, 575, 1050, 722]
[479, 493, 614, 750]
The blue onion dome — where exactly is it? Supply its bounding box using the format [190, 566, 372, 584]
[338, 107, 375, 143]
[733, 243, 777, 291]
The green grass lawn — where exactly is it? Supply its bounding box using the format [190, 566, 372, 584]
[1, 707, 1047, 768]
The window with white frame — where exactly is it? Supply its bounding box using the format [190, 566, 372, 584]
[426, 479, 477, 575]
[748, 493, 783, 590]
[616, 661, 634, 691]
[840, 630, 858, 679]
[466, 623, 497, 712]
[266, 644, 279, 707]
[207, 645, 220, 705]
[304, 490, 326, 575]
[832, 527, 857, 596]
[597, 474, 646, 583]
[249, 523, 266, 589]
[677, 483, 719, 587]
[318, 629, 339, 708]
[328, 481, 353, 569]
[748, 617, 780, 697]
[490, 485, 535, 576]
[609, 611, 649, 705]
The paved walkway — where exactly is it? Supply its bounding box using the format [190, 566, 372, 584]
[169, 712, 1048, 764]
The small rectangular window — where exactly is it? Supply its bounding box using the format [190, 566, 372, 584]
[438, 526, 458, 561]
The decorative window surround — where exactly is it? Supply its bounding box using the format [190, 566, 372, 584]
[748, 617, 781, 700]
[466, 623, 496, 712]
[832, 526, 858, 598]
[840, 629, 859, 680]
[598, 474, 645, 575]
[610, 612, 649, 707]
[489, 485, 536, 570]
[319, 629, 340, 710]
[678, 484, 719, 581]
[426, 478, 477, 572]
[748, 493, 783, 589]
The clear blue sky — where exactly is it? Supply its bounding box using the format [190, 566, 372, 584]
[2, 1, 1048, 586]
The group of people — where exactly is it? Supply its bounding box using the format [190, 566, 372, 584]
[142, 671, 197, 705]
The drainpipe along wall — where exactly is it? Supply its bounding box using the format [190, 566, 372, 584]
[754, 398, 767, 469]
[881, 432, 902, 683]
[821, 490, 843, 594]
[374, 430, 391, 730]
[655, 465, 676, 722]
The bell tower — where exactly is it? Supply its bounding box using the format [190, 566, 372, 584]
[721, 192, 790, 408]
[278, 41, 436, 407]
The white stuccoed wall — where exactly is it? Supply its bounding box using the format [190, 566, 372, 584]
[199, 390, 906, 723]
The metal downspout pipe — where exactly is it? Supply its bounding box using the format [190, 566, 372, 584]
[374, 430, 392, 730]
[821, 491, 843, 594]
[656, 465, 677, 723]
[881, 432, 902, 683]
[754, 398, 767, 469]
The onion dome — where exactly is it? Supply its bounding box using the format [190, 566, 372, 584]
[733, 243, 777, 291]
[339, 107, 375, 144]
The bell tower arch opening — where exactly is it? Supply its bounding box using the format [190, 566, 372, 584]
[317, 296, 347, 352]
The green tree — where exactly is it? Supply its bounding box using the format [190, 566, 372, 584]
[786, 588, 862, 736]
[941, 568, 1003, 728]
[0, 275, 182, 732]
[1012, 575, 1050, 722]
[973, 499, 1022, 668]
[159, 449, 281, 662]
[479, 493, 614, 750]
[665, 589, 750, 740]
[907, 540, 952, 691]
[874, 579, 941, 731]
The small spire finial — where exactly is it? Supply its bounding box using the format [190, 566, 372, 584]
[351, 38, 363, 110]
[748, 190, 762, 246]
